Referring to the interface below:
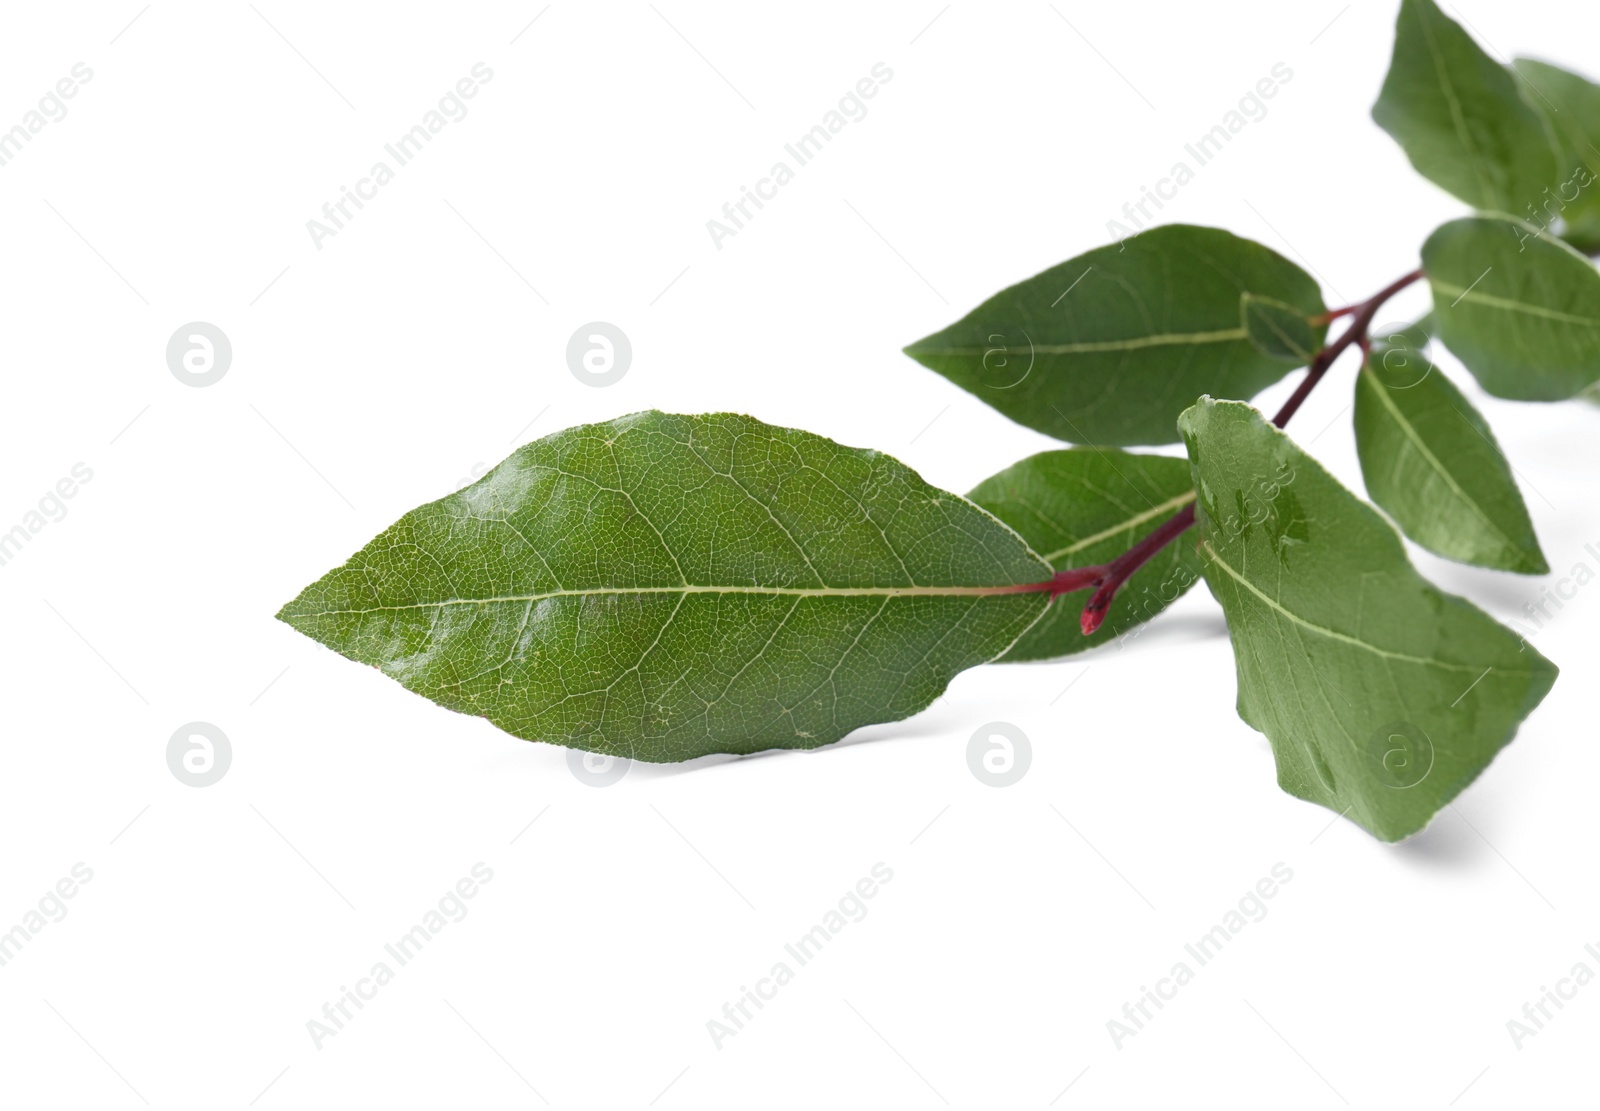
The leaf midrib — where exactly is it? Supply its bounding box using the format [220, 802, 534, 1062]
[914, 327, 1247, 356]
[1359, 365, 1523, 557]
[288, 581, 1050, 619]
[1415, 0, 1501, 208]
[1429, 281, 1600, 326]
[1042, 489, 1197, 562]
[1199, 539, 1537, 676]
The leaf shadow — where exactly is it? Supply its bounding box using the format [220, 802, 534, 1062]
[1419, 563, 1539, 617]
[1101, 610, 1231, 656]
[810, 715, 956, 752]
[1385, 807, 1494, 869]
[564, 610, 1233, 781]
[621, 714, 955, 781]
[997, 609, 1231, 667]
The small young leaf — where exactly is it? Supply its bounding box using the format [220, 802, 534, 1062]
[1510, 58, 1600, 242]
[1242, 293, 1318, 363]
[1423, 214, 1600, 399]
[1372, 0, 1562, 212]
[903, 225, 1326, 446]
[278, 412, 1053, 761]
[1370, 313, 1435, 362]
[1355, 353, 1547, 574]
[1179, 398, 1557, 842]
[967, 450, 1199, 660]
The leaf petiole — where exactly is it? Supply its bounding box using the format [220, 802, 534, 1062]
[1015, 268, 1427, 633]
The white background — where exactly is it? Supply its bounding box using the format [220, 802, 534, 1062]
[1, 1, 1597, 1107]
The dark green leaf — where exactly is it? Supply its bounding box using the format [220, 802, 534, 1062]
[1242, 293, 1318, 363]
[1355, 355, 1547, 573]
[278, 412, 1053, 761]
[1423, 214, 1600, 399]
[1179, 397, 1557, 842]
[1562, 226, 1600, 257]
[1372, 0, 1562, 211]
[967, 449, 1200, 660]
[1511, 58, 1600, 242]
[903, 225, 1326, 446]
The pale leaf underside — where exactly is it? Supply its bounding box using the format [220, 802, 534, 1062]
[1181, 399, 1556, 841]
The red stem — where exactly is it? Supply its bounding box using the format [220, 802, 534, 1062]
[1270, 269, 1422, 429]
[1311, 305, 1357, 325]
[993, 564, 1109, 596]
[1027, 267, 1426, 635]
[1079, 502, 1196, 634]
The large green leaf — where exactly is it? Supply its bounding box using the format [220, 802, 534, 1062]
[1511, 58, 1600, 244]
[1372, 0, 1562, 212]
[1423, 214, 1600, 399]
[967, 449, 1199, 660]
[1179, 398, 1557, 842]
[1354, 353, 1547, 574]
[903, 225, 1326, 446]
[278, 412, 1054, 761]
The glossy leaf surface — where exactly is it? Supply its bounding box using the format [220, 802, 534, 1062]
[280, 412, 1053, 761]
[904, 225, 1325, 446]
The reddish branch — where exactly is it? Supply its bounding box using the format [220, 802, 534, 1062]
[1016, 267, 1425, 635]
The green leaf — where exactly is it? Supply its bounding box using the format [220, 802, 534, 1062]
[1372, 0, 1562, 212]
[1354, 354, 1547, 574]
[1423, 214, 1600, 399]
[967, 449, 1200, 660]
[1242, 294, 1318, 363]
[1511, 58, 1600, 241]
[1179, 397, 1557, 842]
[1369, 313, 1436, 366]
[1562, 225, 1600, 257]
[277, 411, 1054, 762]
[903, 225, 1326, 446]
